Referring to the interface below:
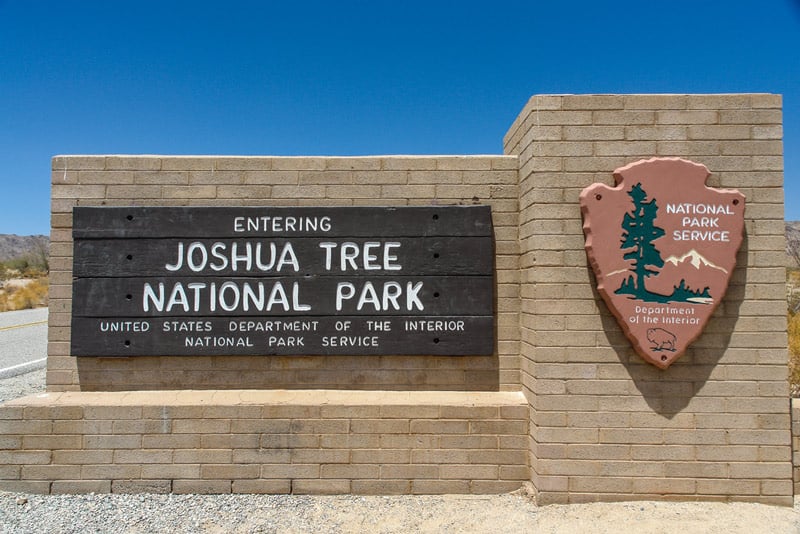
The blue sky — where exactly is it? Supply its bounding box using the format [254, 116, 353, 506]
[1, 1, 798, 235]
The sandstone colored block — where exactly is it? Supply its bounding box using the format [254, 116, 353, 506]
[214, 157, 272, 171]
[593, 110, 656, 125]
[270, 157, 326, 171]
[232, 479, 291, 494]
[112, 480, 172, 493]
[160, 157, 217, 171]
[201, 464, 259, 479]
[411, 480, 470, 494]
[106, 156, 161, 170]
[76, 170, 134, 184]
[440, 464, 499, 480]
[381, 157, 438, 170]
[261, 464, 319, 479]
[114, 449, 172, 464]
[623, 95, 688, 110]
[105, 185, 162, 199]
[188, 170, 244, 184]
[0, 480, 52, 494]
[53, 156, 106, 170]
[172, 479, 231, 494]
[350, 449, 410, 464]
[356, 170, 407, 184]
[434, 157, 492, 171]
[291, 479, 350, 495]
[470, 480, 524, 494]
[562, 95, 623, 110]
[750, 94, 782, 108]
[162, 185, 216, 198]
[51, 480, 111, 494]
[351, 419, 410, 434]
[381, 465, 438, 480]
[271, 185, 326, 198]
[687, 125, 751, 140]
[22, 465, 81, 480]
[325, 157, 381, 171]
[351, 479, 411, 494]
[51, 185, 106, 199]
[298, 170, 353, 185]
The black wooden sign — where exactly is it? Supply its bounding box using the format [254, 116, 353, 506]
[71, 206, 495, 356]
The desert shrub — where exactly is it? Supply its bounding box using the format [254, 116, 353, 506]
[789, 312, 800, 397]
[7, 278, 48, 310]
[0, 250, 48, 279]
[789, 269, 800, 314]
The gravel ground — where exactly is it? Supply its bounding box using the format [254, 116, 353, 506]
[0, 368, 45, 404]
[1, 370, 799, 533]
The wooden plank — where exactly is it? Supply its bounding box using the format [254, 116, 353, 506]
[73, 237, 493, 277]
[70, 316, 494, 356]
[73, 206, 494, 239]
[71, 276, 494, 317]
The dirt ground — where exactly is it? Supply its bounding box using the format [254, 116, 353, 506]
[2, 491, 798, 534]
[281, 492, 800, 534]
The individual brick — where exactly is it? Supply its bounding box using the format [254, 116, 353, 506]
[112, 480, 171, 493]
[351, 480, 411, 494]
[232, 479, 291, 494]
[411, 480, 470, 494]
[172, 479, 231, 494]
[52, 156, 106, 170]
[291, 479, 350, 494]
[105, 156, 161, 170]
[623, 94, 688, 110]
[215, 157, 272, 171]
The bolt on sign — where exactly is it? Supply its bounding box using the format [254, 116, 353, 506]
[580, 157, 745, 369]
[70, 206, 494, 356]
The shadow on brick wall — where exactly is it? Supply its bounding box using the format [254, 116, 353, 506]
[594, 234, 748, 418]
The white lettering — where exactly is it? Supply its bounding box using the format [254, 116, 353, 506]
[232, 215, 332, 233]
[210, 242, 228, 271]
[143, 282, 165, 312]
[165, 242, 184, 271]
[336, 282, 356, 311]
[186, 241, 207, 272]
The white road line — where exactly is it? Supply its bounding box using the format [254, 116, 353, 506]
[0, 357, 47, 379]
[0, 320, 48, 332]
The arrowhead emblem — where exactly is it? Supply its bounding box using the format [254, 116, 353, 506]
[580, 158, 745, 368]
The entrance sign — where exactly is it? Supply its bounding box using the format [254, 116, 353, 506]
[580, 158, 745, 368]
[71, 206, 494, 356]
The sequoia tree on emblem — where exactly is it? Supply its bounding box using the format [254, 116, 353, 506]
[580, 157, 745, 368]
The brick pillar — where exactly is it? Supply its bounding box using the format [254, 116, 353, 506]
[505, 94, 791, 505]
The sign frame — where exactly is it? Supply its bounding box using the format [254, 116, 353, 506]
[71, 206, 495, 357]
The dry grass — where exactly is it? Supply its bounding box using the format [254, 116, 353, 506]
[789, 269, 800, 396]
[790, 312, 800, 397]
[0, 277, 48, 312]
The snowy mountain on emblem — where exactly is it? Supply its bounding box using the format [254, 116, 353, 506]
[662, 249, 728, 275]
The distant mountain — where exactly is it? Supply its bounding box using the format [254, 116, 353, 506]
[0, 235, 50, 263]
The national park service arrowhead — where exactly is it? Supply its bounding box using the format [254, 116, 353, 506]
[580, 158, 745, 369]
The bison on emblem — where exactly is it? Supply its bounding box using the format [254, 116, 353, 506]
[647, 328, 676, 352]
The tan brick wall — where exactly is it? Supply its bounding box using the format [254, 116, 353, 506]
[48, 156, 519, 392]
[13, 93, 790, 501]
[0, 391, 528, 495]
[507, 94, 791, 505]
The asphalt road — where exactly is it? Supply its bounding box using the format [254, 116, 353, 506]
[0, 307, 48, 379]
